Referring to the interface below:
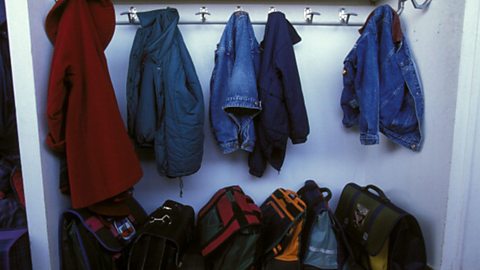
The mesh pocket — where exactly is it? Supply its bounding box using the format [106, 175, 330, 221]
[304, 212, 338, 269]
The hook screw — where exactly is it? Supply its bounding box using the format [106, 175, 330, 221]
[304, 7, 321, 23]
[339, 8, 358, 25]
[195, 6, 210, 22]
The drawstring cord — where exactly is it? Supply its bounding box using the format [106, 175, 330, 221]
[178, 177, 184, 198]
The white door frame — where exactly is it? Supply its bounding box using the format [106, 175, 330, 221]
[441, 0, 480, 269]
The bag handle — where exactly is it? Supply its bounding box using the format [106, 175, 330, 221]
[318, 187, 332, 202]
[363, 185, 390, 202]
[302, 179, 332, 202]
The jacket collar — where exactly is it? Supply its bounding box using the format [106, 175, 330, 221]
[359, 5, 403, 43]
[45, 0, 115, 49]
[137, 8, 179, 61]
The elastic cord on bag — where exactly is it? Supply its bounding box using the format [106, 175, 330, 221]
[178, 177, 184, 198]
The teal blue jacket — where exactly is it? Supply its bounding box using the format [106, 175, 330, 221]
[127, 8, 205, 177]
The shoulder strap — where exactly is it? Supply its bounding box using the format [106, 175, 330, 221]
[329, 210, 366, 270]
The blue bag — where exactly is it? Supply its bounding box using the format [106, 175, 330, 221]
[298, 180, 340, 269]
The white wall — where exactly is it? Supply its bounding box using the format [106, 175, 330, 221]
[3, 0, 468, 269]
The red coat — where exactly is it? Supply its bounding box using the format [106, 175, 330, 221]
[45, 0, 142, 208]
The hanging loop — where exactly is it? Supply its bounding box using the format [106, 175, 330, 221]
[195, 6, 210, 22]
[304, 7, 321, 24]
[412, 0, 433, 9]
[339, 8, 358, 25]
[398, 0, 432, 15]
[269, 6, 278, 14]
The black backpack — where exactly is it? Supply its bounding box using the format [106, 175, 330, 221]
[127, 200, 195, 270]
[60, 197, 147, 270]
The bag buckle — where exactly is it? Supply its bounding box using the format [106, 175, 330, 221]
[150, 214, 172, 225]
[113, 218, 136, 241]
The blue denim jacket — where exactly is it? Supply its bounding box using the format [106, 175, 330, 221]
[127, 8, 205, 177]
[210, 11, 262, 154]
[341, 5, 424, 151]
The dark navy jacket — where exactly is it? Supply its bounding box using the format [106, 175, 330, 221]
[0, 5, 18, 155]
[341, 5, 424, 151]
[249, 12, 309, 177]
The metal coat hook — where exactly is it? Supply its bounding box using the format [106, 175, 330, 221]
[397, 0, 432, 15]
[195, 6, 210, 22]
[339, 8, 358, 25]
[120, 6, 139, 24]
[235, 6, 243, 12]
[304, 7, 321, 24]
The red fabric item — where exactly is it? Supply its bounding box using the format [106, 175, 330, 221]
[198, 186, 242, 217]
[217, 195, 234, 225]
[45, 0, 142, 208]
[10, 169, 25, 208]
[85, 217, 104, 233]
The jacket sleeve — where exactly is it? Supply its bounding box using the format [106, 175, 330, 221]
[248, 142, 267, 177]
[355, 34, 380, 145]
[275, 43, 310, 144]
[46, 27, 73, 152]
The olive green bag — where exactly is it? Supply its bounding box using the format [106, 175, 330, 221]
[335, 183, 427, 270]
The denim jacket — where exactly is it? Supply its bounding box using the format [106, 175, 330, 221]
[341, 5, 424, 151]
[127, 8, 205, 177]
[210, 11, 262, 154]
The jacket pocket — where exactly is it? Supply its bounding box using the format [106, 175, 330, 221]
[262, 77, 289, 138]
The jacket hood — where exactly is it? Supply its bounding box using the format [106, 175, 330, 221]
[269, 12, 301, 45]
[45, 0, 115, 49]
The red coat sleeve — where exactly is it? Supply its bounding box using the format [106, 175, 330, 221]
[46, 34, 72, 152]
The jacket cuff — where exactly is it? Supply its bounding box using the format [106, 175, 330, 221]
[223, 96, 262, 113]
[360, 133, 379, 145]
[249, 168, 264, 177]
[291, 137, 307, 144]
